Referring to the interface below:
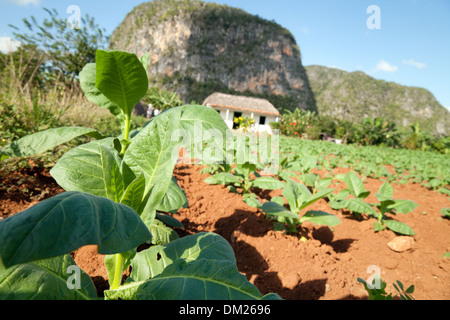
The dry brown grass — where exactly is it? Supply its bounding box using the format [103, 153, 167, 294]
[1, 46, 114, 130]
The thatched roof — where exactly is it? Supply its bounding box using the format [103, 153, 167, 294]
[203, 92, 280, 116]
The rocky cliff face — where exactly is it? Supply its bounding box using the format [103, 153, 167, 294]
[109, 0, 316, 113]
[306, 65, 450, 136]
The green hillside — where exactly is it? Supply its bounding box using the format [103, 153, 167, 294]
[305, 65, 449, 136]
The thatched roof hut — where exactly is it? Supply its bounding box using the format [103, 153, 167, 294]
[203, 92, 280, 116]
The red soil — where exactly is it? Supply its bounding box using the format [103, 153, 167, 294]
[1, 163, 449, 300]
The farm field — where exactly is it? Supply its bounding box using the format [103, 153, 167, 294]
[1, 50, 449, 301]
[1, 136, 449, 300]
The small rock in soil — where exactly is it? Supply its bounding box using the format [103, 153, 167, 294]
[279, 272, 300, 290]
[387, 236, 415, 253]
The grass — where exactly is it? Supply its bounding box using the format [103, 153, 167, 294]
[0, 46, 149, 174]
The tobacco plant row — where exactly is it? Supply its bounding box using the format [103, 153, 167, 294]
[202, 130, 448, 236]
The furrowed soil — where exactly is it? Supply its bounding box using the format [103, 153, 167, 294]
[1, 162, 449, 300]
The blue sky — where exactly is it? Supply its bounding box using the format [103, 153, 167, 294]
[1, 0, 449, 109]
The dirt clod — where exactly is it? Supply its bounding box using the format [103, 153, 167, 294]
[387, 236, 415, 253]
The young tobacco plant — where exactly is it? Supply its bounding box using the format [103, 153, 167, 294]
[205, 161, 286, 208]
[261, 178, 341, 234]
[0, 50, 281, 300]
[199, 162, 233, 175]
[330, 172, 417, 235]
[357, 275, 415, 300]
[204, 135, 286, 207]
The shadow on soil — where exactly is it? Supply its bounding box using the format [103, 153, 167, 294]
[312, 226, 355, 253]
[210, 209, 360, 300]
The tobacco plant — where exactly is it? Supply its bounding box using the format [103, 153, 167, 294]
[261, 178, 341, 234]
[0, 50, 281, 300]
[203, 134, 286, 207]
[442, 208, 450, 219]
[205, 161, 286, 207]
[330, 172, 417, 235]
[199, 162, 233, 175]
[358, 275, 415, 300]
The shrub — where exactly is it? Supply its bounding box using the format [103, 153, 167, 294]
[234, 116, 255, 132]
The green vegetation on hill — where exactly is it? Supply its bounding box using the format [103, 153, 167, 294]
[306, 65, 450, 136]
[274, 108, 449, 154]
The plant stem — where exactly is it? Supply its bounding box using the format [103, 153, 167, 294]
[120, 114, 131, 155]
[112, 114, 132, 290]
[110, 253, 125, 290]
[378, 211, 384, 223]
[244, 177, 251, 194]
[123, 114, 131, 141]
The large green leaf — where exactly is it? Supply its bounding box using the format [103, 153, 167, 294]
[124, 108, 182, 212]
[120, 174, 146, 213]
[282, 179, 305, 213]
[387, 200, 418, 214]
[139, 52, 151, 73]
[282, 179, 333, 213]
[300, 173, 318, 187]
[340, 198, 378, 216]
[79, 63, 121, 116]
[300, 155, 318, 173]
[375, 193, 395, 203]
[315, 177, 333, 191]
[129, 232, 236, 281]
[156, 177, 188, 214]
[156, 213, 184, 228]
[105, 259, 282, 300]
[261, 201, 299, 221]
[178, 104, 230, 132]
[0, 127, 103, 160]
[378, 182, 394, 199]
[95, 50, 148, 118]
[299, 211, 341, 227]
[0, 254, 97, 300]
[148, 219, 179, 246]
[251, 176, 286, 190]
[298, 188, 334, 211]
[335, 189, 352, 201]
[383, 220, 416, 236]
[271, 196, 286, 206]
[204, 172, 242, 186]
[236, 162, 257, 179]
[162, 105, 231, 162]
[242, 193, 262, 208]
[50, 138, 125, 202]
[0, 192, 151, 268]
[345, 172, 370, 199]
[176, 104, 231, 142]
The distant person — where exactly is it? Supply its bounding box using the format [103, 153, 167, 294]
[147, 104, 154, 119]
[153, 108, 161, 117]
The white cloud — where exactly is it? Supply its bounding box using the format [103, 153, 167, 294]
[402, 59, 426, 69]
[375, 60, 398, 72]
[0, 37, 21, 53]
[1, 0, 40, 6]
[327, 65, 343, 70]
